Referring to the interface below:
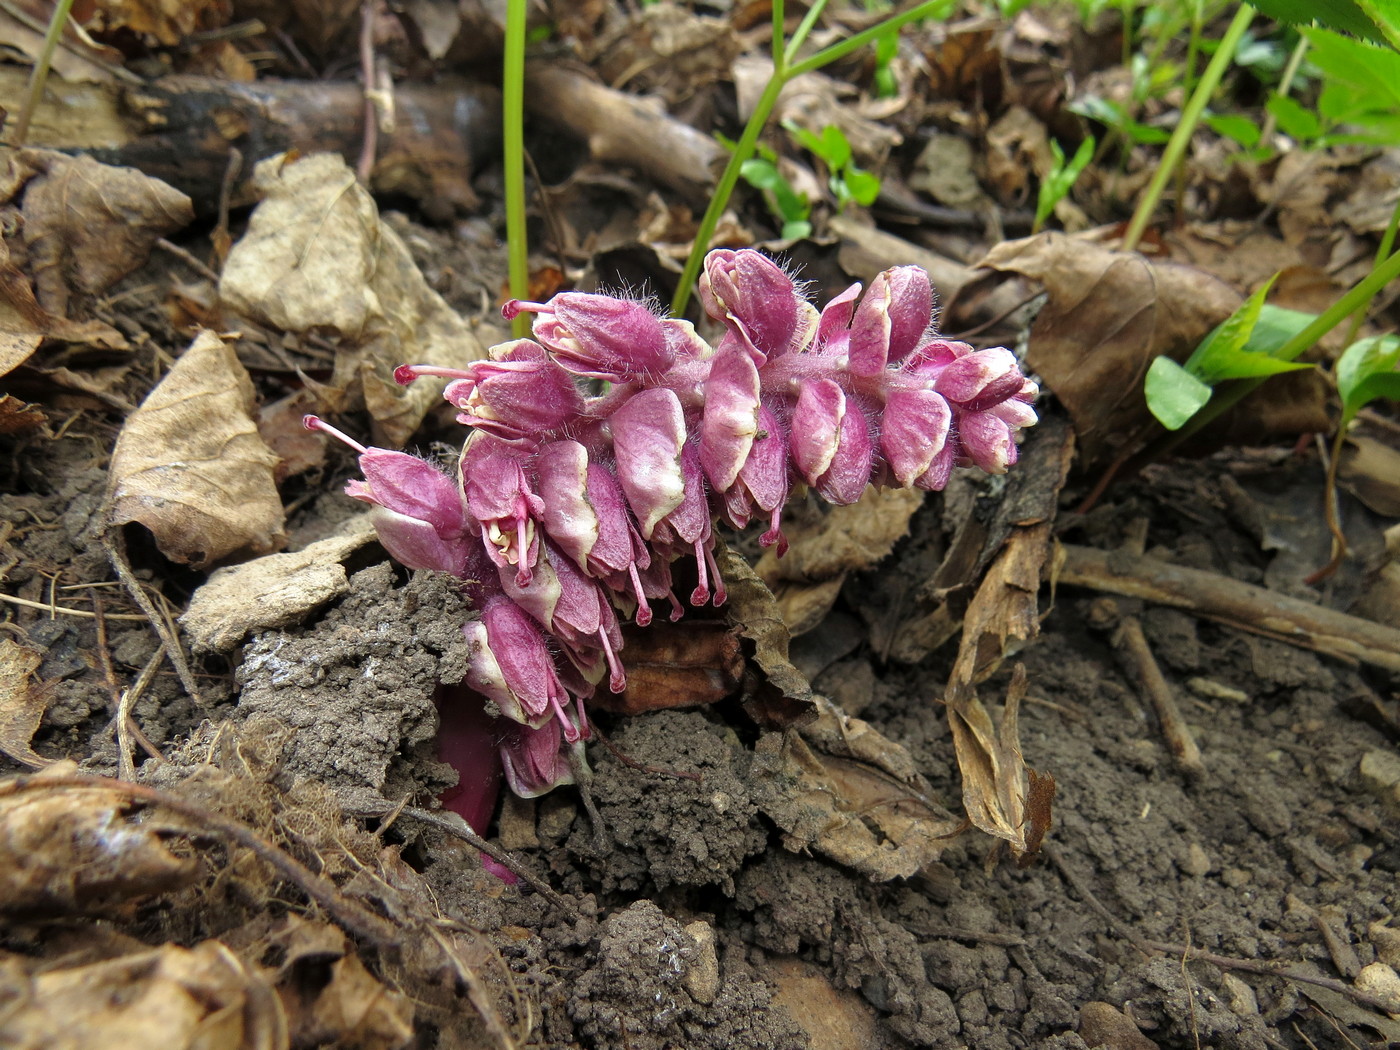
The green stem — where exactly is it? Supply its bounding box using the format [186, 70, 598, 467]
[790, 1, 946, 76]
[1122, 3, 1255, 253]
[1342, 190, 1400, 345]
[1173, 0, 1205, 227]
[670, 0, 949, 317]
[10, 0, 75, 147]
[1140, 244, 1400, 462]
[1256, 33, 1310, 144]
[503, 0, 529, 337]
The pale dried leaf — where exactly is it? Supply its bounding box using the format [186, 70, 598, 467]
[0, 941, 287, 1050]
[107, 330, 285, 569]
[219, 152, 484, 446]
[181, 517, 378, 653]
[17, 150, 192, 317]
[945, 525, 1055, 852]
[979, 232, 1241, 467]
[0, 639, 51, 769]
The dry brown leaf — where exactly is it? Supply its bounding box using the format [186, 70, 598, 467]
[107, 330, 285, 569]
[716, 542, 818, 730]
[593, 620, 745, 716]
[270, 919, 413, 1050]
[219, 152, 484, 447]
[180, 517, 378, 653]
[12, 150, 192, 318]
[755, 487, 924, 634]
[0, 775, 198, 913]
[0, 236, 126, 377]
[1340, 436, 1400, 518]
[82, 0, 232, 47]
[945, 528, 1055, 855]
[0, 940, 288, 1050]
[750, 694, 963, 881]
[0, 639, 51, 769]
[979, 232, 1241, 468]
[0, 394, 47, 434]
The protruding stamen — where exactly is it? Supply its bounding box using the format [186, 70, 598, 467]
[553, 694, 581, 743]
[303, 415, 367, 455]
[394, 363, 475, 384]
[690, 539, 710, 607]
[597, 626, 626, 694]
[628, 563, 653, 626]
[703, 543, 727, 606]
[501, 299, 549, 321]
[760, 507, 788, 557]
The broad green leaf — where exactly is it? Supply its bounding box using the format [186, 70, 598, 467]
[1251, 0, 1389, 41]
[780, 219, 814, 240]
[1186, 285, 1317, 383]
[1205, 113, 1263, 148]
[1303, 28, 1400, 115]
[821, 126, 853, 170]
[1265, 94, 1323, 140]
[1356, 0, 1400, 49]
[1336, 334, 1400, 425]
[1146, 357, 1214, 430]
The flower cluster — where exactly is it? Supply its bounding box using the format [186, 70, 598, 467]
[306, 249, 1036, 801]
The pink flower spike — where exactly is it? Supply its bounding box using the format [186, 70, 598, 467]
[699, 345, 761, 492]
[392, 363, 475, 385]
[610, 388, 687, 538]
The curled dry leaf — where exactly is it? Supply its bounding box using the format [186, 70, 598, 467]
[6, 149, 193, 318]
[0, 940, 288, 1050]
[106, 330, 285, 569]
[0, 638, 51, 769]
[0, 771, 198, 913]
[755, 487, 924, 635]
[219, 152, 484, 447]
[180, 516, 378, 653]
[979, 232, 1241, 468]
[719, 544, 961, 880]
[594, 620, 746, 716]
[0, 234, 125, 378]
[0, 394, 47, 434]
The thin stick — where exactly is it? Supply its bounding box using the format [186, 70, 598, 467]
[1059, 544, 1400, 673]
[356, 0, 379, 184]
[0, 592, 146, 620]
[103, 528, 205, 706]
[1115, 616, 1205, 777]
[115, 643, 168, 780]
[154, 237, 220, 284]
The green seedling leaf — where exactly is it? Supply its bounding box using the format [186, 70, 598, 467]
[842, 167, 881, 207]
[1146, 357, 1214, 430]
[1336, 334, 1400, 426]
[1034, 135, 1095, 232]
[740, 158, 811, 227]
[873, 27, 899, 98]
[1205, 113, 1262, 148]
[1185, 279, 1315, 382]
[1251, 0, 1390, 42]
[1265, 93, 1323, 141]
[1070, 96, 1172, 145]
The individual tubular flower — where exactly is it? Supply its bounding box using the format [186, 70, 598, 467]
[462, 436, 546, 587]
[698, 248, 818, 363]
[303, 415, 472, 577]
[504, 292, 676, 381]
[398, 340, 584, 446]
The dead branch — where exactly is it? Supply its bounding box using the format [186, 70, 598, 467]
[1058, 544, 1400, 673]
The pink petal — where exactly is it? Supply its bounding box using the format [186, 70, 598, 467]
[700, 346, 761, 492]
[610, 387, 687, 538]
[880, 388, 952, 487]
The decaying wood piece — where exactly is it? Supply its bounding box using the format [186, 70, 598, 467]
[1059, 544, 1400, 673]
[0, 67, 500, 214]
[525, 64, 724, 201]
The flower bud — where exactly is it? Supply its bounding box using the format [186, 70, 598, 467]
[506, 293, 674, 380]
